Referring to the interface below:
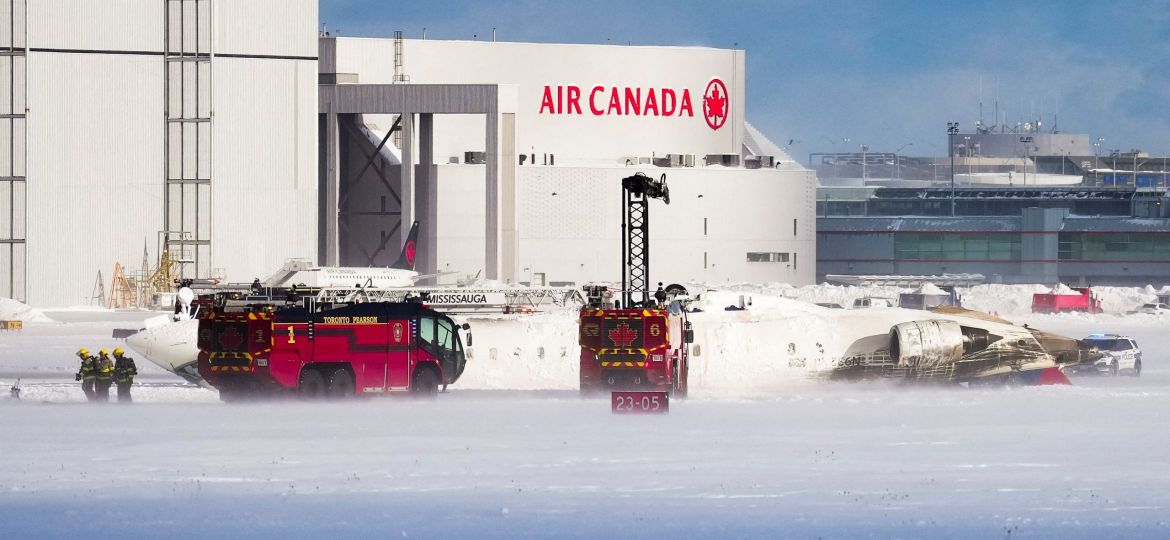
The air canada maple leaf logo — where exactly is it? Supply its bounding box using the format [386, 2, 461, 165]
[608, 323, 638, 347]
[219, 326, 244, 350]
[404, 240, 416, 267]
[703, 78, 728, 131]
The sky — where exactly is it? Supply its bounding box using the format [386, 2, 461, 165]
[320, 0, 1170, 163]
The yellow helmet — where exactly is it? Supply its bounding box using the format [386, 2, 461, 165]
[113, 348, 125, 356]
[77, 348, 89, 357]
[99, 349, 109, 356]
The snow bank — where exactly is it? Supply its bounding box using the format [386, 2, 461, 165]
[958, 283, 1053, 315]
[0, 297, 51, 323]
[916, 282, 948, 295]
[693, 281, 905, 309]
[715, 282, 1166, 317]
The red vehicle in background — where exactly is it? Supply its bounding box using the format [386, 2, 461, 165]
[1031, 287, 1103, 314]
[197, 296, 469, 400]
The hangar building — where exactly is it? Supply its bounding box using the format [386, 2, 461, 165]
[1, 0, 815, 306]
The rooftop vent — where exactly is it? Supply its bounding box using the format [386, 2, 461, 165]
[705, 154, 740, 167]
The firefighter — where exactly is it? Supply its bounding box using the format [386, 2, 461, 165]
[113, 348, 138, 403]
[94, 349, 115, 402]
[74, 348, 97, 402]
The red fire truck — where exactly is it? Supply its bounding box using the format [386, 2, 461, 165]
[197, 297, 469, 400]
[578, 173, 694, 397]
[578, 292, 692, 397]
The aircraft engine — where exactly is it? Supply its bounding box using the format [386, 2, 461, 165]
[889, 320, 993, 369]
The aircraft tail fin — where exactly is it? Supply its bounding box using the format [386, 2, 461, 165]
[1013, 366, 1072, 386]
[390, 221, 420, 271]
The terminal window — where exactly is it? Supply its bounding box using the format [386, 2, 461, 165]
[746, 252, 791, 263]
[895, 233, 1019, 261]
[1059, 233, 1170, 261]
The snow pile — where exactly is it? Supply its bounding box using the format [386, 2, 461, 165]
[0, 297, 51, 323]
[760, 283, 1164, 316]
[1090, 286, 1162, 313]
[960, 284, 1160, 316]
[958, 284, 1053, 315]
[695, 281, 905, 309]
[916, 282, 948, 295]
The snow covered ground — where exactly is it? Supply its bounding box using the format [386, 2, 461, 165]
[2, 285, 1169, 538]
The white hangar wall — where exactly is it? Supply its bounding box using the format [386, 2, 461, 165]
[429, 164, 817, 286]
[15, 0, 318, 307]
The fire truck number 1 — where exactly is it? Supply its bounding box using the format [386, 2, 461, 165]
[287, 326, 296, 344]
[611, 391, 669, 414]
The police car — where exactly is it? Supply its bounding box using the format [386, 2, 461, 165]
[1073, 334, 1142, 377]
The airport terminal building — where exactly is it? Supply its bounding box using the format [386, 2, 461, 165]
[1, 0, 815, 306]
[817, 186, 1170, 285]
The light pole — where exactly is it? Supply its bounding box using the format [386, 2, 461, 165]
[1093, 137, 1104, 185]
[895, 143, 913, 179]
[947, 122, 959, 216]
[1112, 149, 1121, 185]
[1020, 136, 1034, 186]
[819, 135, 837, 178]
[1134, 150, 1140, 185]
[860, 144, 869, 181]
[962, 135, 972, 177]
[842, 137, 852, 179]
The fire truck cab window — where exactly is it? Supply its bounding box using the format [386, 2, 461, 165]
[419, 316, 436, 344]
[436, 318, 455, 351]
[419, 315, 457, 354]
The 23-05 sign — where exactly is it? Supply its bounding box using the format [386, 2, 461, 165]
[611, 391, 669, 414]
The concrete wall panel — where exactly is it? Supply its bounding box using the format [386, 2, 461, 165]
[423, 164, 814, 287]
[28, 0, 162, 52]
[213, 0, 316, 57]
[211, 57, 316, 282]
[25, 52, 164, 306]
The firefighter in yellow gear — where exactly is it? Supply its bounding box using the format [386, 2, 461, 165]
[74, 348, 97, 402]
[94, 349, 115, 402]
[113, 348, 138, 403]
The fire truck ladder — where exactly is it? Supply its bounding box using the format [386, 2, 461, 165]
[620, 173, 670, 308]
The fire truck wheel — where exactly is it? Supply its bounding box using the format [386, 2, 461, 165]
[327, 367, 355, 399]
[412, 366, 440, 396]
[299, 367, 327, 399]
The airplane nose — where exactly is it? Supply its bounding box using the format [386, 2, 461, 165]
[125, 328, 153, 356]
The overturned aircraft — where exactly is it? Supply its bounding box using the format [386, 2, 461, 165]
[823, 306, 1100, 385]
